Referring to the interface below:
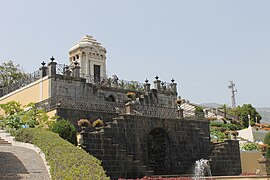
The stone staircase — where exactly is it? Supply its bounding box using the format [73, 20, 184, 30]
[0, 137, 11, 146]
[84, 118, 153, 179]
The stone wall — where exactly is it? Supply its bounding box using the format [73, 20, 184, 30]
[49, 75, 177, 107]
[210, 140, 242, 176]
[82, 114, 211, 179]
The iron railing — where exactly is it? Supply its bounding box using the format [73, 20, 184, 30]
[36, 96, 205, 120]
[81, 74, 144, 91]
[1, 69, 41, 97]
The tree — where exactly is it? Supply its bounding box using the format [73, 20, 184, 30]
[233, 104, 262, 128]
[0, 60, 25, 87]
[0, 101, 51, 129]
[219, 104, 229, 124]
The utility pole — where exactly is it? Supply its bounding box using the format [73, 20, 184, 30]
[228, 81, 237, 109]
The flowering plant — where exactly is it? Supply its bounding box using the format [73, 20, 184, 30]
[258, 144, 268, 151]
[92, 119, 103, 127]
[127, 92, 136, 100]
[78, 119, 90, 127]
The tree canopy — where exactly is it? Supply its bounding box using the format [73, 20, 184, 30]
[0, 60, 25, 87]
[0, 101, 51, 129]
[229, 104, 262, 127]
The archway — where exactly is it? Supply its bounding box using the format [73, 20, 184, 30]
[107, 95, 116, 102]
[147, 128, 171, 175]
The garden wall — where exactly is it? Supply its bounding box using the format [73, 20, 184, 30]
[210, 140, 242, 176]
[82, 114, 211, 179]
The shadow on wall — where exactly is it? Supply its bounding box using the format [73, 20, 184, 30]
[0, 152, 29, 179]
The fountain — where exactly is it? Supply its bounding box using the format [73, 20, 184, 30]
[194, 159, 212, 179]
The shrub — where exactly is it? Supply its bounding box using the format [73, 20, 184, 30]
[15, 128, 109, 180]
[210, 128, 226, 142]
[50, 119, 77, 145]
[240, 142, 258, 151]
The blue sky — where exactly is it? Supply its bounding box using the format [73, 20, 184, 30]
[1, 0, 270, 107]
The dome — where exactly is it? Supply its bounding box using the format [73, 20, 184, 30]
[69, 35, 106, 53]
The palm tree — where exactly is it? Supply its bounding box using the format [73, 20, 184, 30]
[219, 104, 228, 124]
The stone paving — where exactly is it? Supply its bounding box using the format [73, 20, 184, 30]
[0, 131, 51, 180]
[0, 145, 50, 180]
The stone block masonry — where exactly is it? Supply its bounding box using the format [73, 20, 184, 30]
[83, 114, 211, 179]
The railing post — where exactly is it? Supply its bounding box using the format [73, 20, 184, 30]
[125, 101, 134, 114]
[170, 78, 177, 95]
[153, 75, 161, 91]
[39, 61, 48, 78]
[72, 61, 81, 79]
[144, 79, 151, 92]
[48, 56, 57, 77]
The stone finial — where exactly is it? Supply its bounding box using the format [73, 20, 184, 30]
[50, 56, 55, 62]
[48, 57, 57, 77]
[39, 61, 48, 78]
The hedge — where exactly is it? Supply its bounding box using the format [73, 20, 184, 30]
[15, 128, 109, 180]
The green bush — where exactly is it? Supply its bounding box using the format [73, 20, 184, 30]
[240, 142, 258, 151]
[210, 128, 226, 142]
[210, 122, 242, 131]
[264, 132, 270, 158]
[50, 119, 77, 145]
[15, 128, 109, 180]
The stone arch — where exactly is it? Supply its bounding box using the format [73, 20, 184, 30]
[105, 92, 118, 102]
[147, 128, 171, 175]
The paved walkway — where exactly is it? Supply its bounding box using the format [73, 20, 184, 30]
[0, 131, 50, 180]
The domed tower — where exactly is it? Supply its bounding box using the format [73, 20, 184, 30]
[69, 35, 107, 82]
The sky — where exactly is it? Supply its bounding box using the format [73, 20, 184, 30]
[1, 0, 270, 107]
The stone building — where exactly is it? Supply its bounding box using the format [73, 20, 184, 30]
[0, 35, 242, 179]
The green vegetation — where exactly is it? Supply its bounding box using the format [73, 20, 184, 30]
[264, 132, 270, 158]
[209, 121, 242, 131]
[228, 104, 262, 128]
[240, 142, 258, 151]
[210, 128, 226, 142]
[0, 60, 25, 87]
[14, 128, 109, 180]
[0, 101, 52, 130]
[49, 119, 77, 145]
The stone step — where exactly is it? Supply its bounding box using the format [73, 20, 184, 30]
[0, 138, 11, 146]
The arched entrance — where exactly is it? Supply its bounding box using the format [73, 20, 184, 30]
[107, 95, 116, 102]
[147, 128, 171, 175]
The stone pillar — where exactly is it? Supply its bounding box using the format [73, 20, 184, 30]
[85, 53, 89, 76]
[72, 61, 81, 79]
[125, 101, 134, 114]
[48, 56, 57, 77]
[153, 75, 161, 91]
[39, 61, 48, 78]
[161, 82, 166, 91]
[144, 79, 151, 92]
[170, 78, 177, 94]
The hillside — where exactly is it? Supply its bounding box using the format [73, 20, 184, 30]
[257, 107, 270, 123]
